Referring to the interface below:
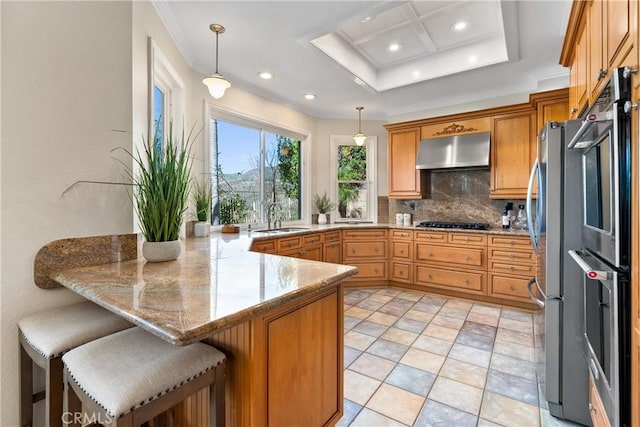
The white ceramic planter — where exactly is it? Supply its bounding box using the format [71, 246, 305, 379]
[194, 221, 210, 237]
[142, 240, 182, 262]
[317, 213, 328, 225]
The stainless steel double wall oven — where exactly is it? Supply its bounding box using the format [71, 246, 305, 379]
[567, 66, 633, 427]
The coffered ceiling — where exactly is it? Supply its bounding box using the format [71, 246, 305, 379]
[154, 0, 572, 121]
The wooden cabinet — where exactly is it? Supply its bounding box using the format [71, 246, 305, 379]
[322, 231, 342, 264]
[490, 110, 536, 199]
[487, 235, 537, 307]
[390, 229, 413, 283]
[605, 0, 634, 70]
[250, 238, 277, 254]
[569, 17, 588, 119]
[387, 128, 429, 199]
[342, 229, 388, 282]
[531, 89, 570, 136]
[413, 231, 487, 297]
[588, 0, 606, 105]
[589, 374, 612, 427]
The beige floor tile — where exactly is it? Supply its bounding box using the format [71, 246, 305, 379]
[493, 340, 535, 362]
[444, 299, 474, 311]
[350, 352, 396, 381]
[403, 309, 435, 323]
[366, 383, 425, 425]
[438, 306, 469, 319]
[439, 358, 488, 388]
[411, 335, 453, 356]
[399, 348, 445, 374]
[470, 304, 502, 317]
[369, 294, 395, 304]
[381, 327, 419, 346]
[376, 288, 403, 297]
[480, 391, 540, 426]
[467, 311, 500, 327]
[346, 306, 374, 320]
[428, 376, 484, 414]
[345, 330, 377, 351]
[368, 311, 400, 326]
[350, 408, 408, 426]
[496, 327, 534, 347]
[344, 369, 381, 406]
[430, 314, 465, 330]
[423, 324, 460, 342]
[499, 317, 533, 334]
[397, 291, 424, 302]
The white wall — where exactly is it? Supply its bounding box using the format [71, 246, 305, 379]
[1, 2, 135, 424]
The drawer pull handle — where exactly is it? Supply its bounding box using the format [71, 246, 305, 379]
[464, 237, 469, 242]
[300, 250, 306, 255]
[374, 269, 379, 274]
[374, 248, 379, 253]
[509, 253, 515, 258]
[428, 274, 433, 279]
[427, 236, 432, 240]
[509, 285, 515, 291]
[465, 256, 470, 261]
[509, 266, 515, 271]
[352, 249, 356, 254]
[509, 240, 515, 245]
[428, 252, 433, 257]
[399, 249, 404, 254]
[464, 279, 469, 284]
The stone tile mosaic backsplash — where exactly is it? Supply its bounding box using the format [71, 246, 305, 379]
[387, 170, 527, 227]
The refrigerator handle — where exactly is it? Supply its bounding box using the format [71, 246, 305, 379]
[526, 277, 545, 307]
[526, 159, 539, 252]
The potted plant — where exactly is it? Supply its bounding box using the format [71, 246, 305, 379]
[192, 177, 212, 237]
[131, 124, 194, 262]
[313, 192, 336, 225]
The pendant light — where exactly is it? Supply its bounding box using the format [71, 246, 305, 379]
[203, 24, 231, 99]
[353, 106, 367, 146]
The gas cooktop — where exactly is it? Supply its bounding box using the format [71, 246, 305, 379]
[415, 221, 491, 230]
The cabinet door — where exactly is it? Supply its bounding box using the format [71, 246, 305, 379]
[388, 128, 427, 199]
[323, 241, 341, 264]
[490, 111, 536, 199]
[588, 0, 606, 102]
[569, 19, 589, 119]
[606, 0, 633, 70]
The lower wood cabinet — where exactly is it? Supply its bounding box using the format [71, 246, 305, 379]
[415, 264, 486, 295]
[589, 374, 611, 427]
[487, 235, 536, 306]
[390, 229, 413, 283]
[342, 229, 388, 282]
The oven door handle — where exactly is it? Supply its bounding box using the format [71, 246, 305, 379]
[568, 250, 613, 280]
[526, 277, 545, 308]
[567, 109, 614, 149]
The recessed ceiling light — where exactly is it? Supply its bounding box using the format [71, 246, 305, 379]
[451, 21, 468, 32]
[304, 93, 316, 100]
[258, 71, 273, 80]
[388, 43, 403, 52]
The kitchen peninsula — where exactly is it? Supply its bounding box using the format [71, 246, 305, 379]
[40, 233, 357, 426]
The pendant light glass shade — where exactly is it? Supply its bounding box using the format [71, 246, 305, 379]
[353, 106, 367, 146]
[203, 24, 231, 99]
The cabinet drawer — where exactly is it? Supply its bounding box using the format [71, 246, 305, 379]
[415, 231, 447, 243]
[448, 233, 487, 246]
[278, 236, 302, 251]
[346, 261, 387, 280]
[488, 247, 536, 264]
[415, 265, 485, 294]
[390, 229, 413, 240]
[252, 239, 277, 254]
[342, 229, 388, 240]
[489, 260, 536, 276]
[303, 233, 323, 246]
[415, 243, 486, 269]
[391, 241, 412, 260]
[324, 231, 341, 242]
[343, 241, 387, 259]
[390, 261, 412, 283]
[488, 235, 532, 250]
[488, 274, 533, 302]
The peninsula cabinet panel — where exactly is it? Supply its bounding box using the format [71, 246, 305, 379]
[388, 128, 429, 199]
[414, 265, 486, 295]
[490, 111, 536, 199]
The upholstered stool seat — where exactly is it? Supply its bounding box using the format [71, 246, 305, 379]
[63, 327, 226, 427]
[18, 301, 133, 427]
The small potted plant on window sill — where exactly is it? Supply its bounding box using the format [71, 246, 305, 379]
[192, 177, 212, 237]
[313, 192, 336, 225]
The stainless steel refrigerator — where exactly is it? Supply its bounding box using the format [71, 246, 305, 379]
[526, 120, 590, 425]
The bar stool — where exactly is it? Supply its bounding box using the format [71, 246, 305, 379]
[62, 327, 226, 427]
[18, 301, 133, 427]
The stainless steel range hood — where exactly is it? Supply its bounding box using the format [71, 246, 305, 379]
[416, 132, 490, 170]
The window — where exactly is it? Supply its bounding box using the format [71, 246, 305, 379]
[152, 85, 167, 151]
[330, 135, 377, 222]
[210, 118, 302, 225]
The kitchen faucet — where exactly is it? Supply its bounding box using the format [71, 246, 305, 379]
[267, 202, 279, 230]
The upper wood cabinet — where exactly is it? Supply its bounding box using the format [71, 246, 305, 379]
[569, 17, 588, 118]
[588, 0, 606, 104]
[531, 89, 570, 136]
[387, 127, 429, 199]
[606, 0, 634, 70]
[490, 109, 536, 199]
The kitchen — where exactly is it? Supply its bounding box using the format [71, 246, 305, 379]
[2, 1, 639, 427]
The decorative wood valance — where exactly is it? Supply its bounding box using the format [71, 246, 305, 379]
[432, 123, 479, 136]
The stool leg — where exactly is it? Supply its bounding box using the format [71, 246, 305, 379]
[46, 357, 64, 427]
[19, 344, 33, 427]
[212, 364, 225, 427]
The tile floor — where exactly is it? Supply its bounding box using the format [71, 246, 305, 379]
[338, 288, 581, 427]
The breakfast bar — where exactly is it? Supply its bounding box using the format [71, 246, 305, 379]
[39, 233, 357, 426]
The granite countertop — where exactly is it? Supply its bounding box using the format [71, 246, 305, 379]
[51, 235, 357, 346]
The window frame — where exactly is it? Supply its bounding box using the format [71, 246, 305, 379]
[329, 135, 378, 222]
[205, 105, 311, 228]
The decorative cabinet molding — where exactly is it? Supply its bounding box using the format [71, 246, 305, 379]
[420, 117, 491, 139]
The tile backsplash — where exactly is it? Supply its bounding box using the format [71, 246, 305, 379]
[387, 170, 526, 227]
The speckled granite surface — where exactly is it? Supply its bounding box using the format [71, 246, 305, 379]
[49, 235, 357, 345]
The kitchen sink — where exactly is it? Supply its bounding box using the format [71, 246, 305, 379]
[252, 227, 310, 234]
